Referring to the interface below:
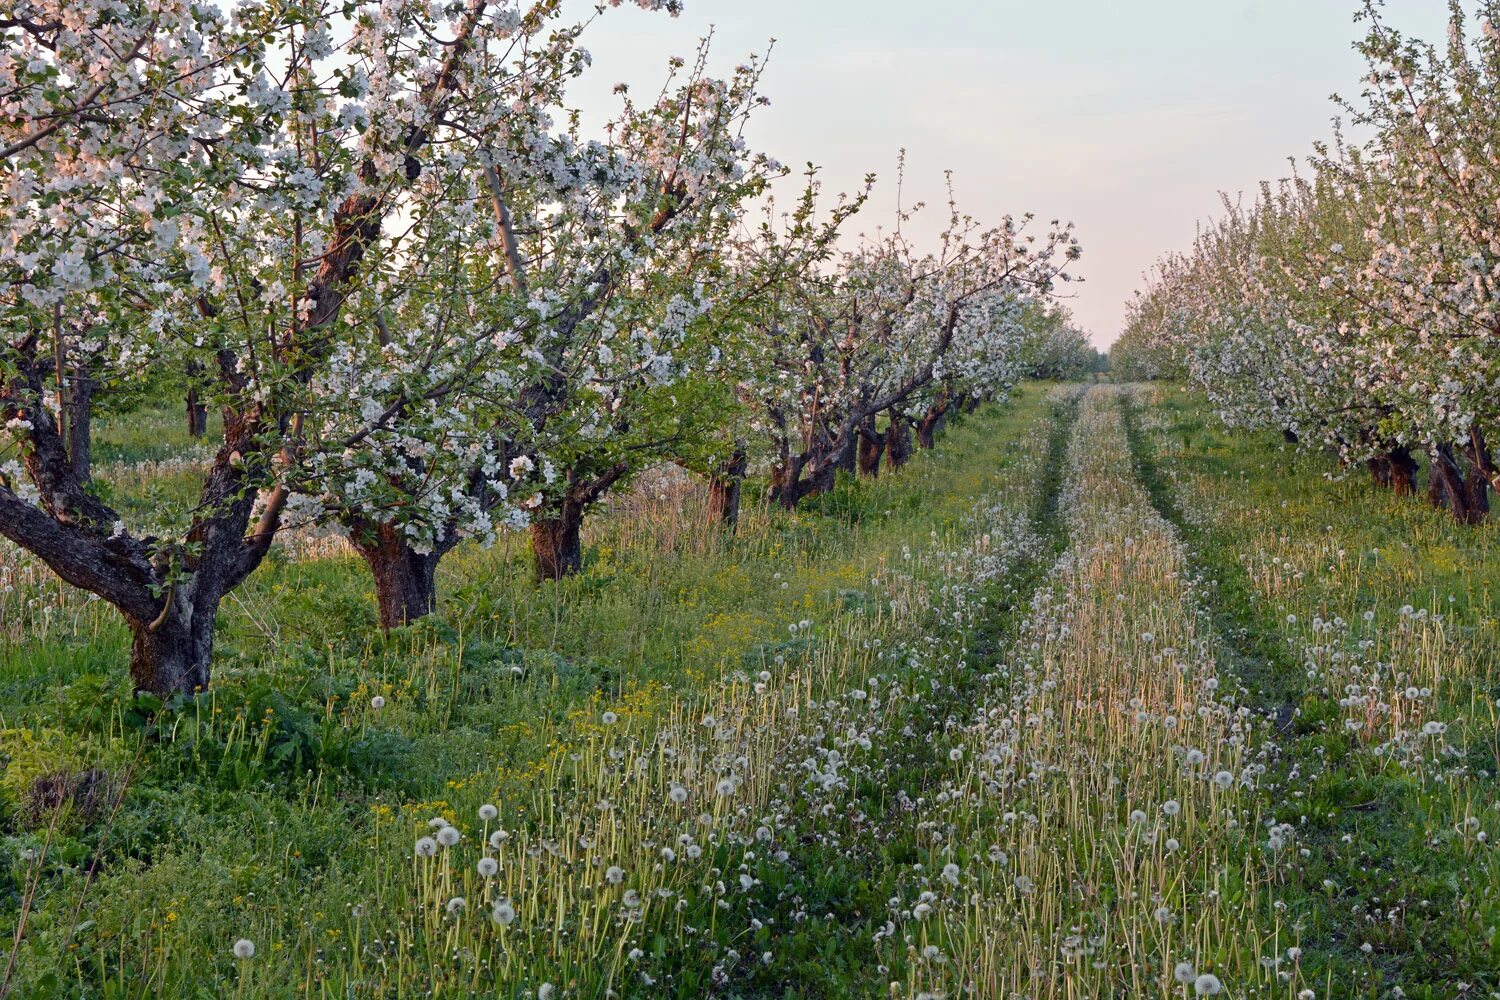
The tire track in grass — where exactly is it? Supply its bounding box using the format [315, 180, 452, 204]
[1122, 385, 1500, 998]
[709, 387, 1084, 998]
[889, 386, 1295, 999]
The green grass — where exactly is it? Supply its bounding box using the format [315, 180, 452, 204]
[6, 383, 1499, 998]
[0, 387, 1069, 998]
[1139, 385, 1500, 998]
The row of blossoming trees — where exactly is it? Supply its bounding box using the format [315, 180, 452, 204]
[1118, 0, 1500, 522]
[0, 0, 1080, 694]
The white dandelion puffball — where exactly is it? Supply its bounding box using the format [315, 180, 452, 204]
[605, 865, 625, 885]
[1162, 799, 1181, 817]
[415, 836, 438, 857]
[1174, 962, 1196, 984]
[602, 710, 618, 725]
[491, 900, 516, 926]
[715, 777, 736, 797]
[437, 826, 461, 847]
[538, 983, 555, 1000]
[446, 896, 466, 915]
[1213, 770, 1235, 790]
[489, 829, 509, 849]
[232, 939, 256, 960]
[477, 857, 498, 878]
[370, 695, 385, 710]
[942, 863, 960, 886]
[668, 783, 689, 804]
[1194, 973, 1223, 996]
[478, 804, 498, 822]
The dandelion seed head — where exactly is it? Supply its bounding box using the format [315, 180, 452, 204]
[232, 938, 255, 960]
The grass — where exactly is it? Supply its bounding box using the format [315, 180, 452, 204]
[3, 383, 1498, 998]
[0, 386, 1072, 998]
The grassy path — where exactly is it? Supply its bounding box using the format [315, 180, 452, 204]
[1132, 386, 1500, 999]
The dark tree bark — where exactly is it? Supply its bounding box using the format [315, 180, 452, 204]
[1428, 442, 1487, 524]
[1282, 428, 1299, 445]
[65, 367, 94, 483]
[1368, 446, 1418, 496]
[531, 499, 584, 580]
[529, 463, 628, 580]
[706, 448, 748, 531]
[885, 413, 912, 471]
[856, 418, 884, 478]
[127, 591, 219, 696]
[915, 409, 942, 449]
[350, 520, 442, 629]
[186, 388, 208, 438]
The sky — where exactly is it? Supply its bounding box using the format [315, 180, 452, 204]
[564, 0, 1453, 349]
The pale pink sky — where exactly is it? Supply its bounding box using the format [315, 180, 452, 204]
[568, 1, 1451, 348]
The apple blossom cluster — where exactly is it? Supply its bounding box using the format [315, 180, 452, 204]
[1121, 1, 1500, 522]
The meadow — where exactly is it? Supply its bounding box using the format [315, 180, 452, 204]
[1, 383, 1494, 998]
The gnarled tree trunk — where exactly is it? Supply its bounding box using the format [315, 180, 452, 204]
[1368, 446, 1418, 496]
[885, 413, 912, 471]
[127, 587, 220, 696]
[856, 418, 884, 478]
[706, 448, 748, 531]
[1428, 442, 1487, 524]
[531, 499, 584, 580]
[350, 520, 442, 629]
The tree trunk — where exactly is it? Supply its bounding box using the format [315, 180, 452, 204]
[706, 449, 748, 531]
[186, 388, 208, 438]
[351, 521, 441, 628]
[1366, 446, 1417, 494]
[531, 500, 585, 580]
[127, 588, 218, 697]
[916, 411, 942, 449]
[885, 414, 912, 471]
[1282, 428, 1299, 445]
[856, 420, 884, 478]
[1428, 442, 1486, 524]
[65, 368, 94, 483]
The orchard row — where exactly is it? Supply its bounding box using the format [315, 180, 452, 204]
[0, 1, 1089, 693]
[1117, 0, 1500, 522]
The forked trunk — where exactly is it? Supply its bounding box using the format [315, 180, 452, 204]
[127, 589, 218, 697]
[351, 521, 441, 628]
[531, 500, 585, 580]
